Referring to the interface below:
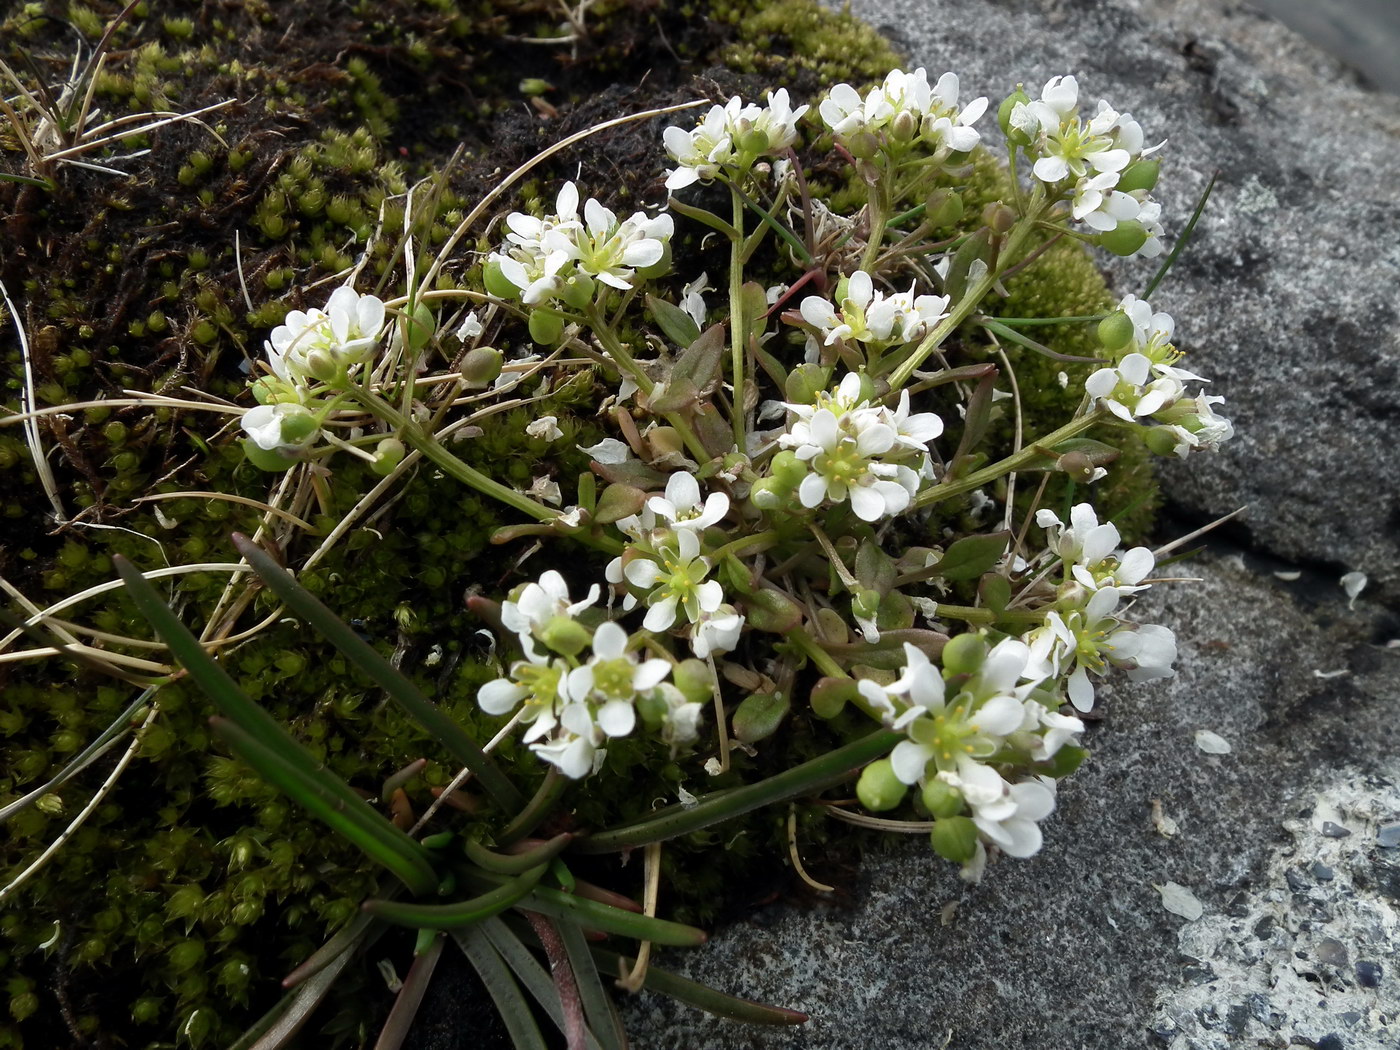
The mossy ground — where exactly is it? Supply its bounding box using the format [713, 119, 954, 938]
[0, 2, 1154, 1046]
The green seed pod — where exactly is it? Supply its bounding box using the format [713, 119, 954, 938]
[241, 439, 298, 472]
[527, 310, 564, 346]
[921, 779, 965, 819]
[277, 407, 320, 447]
[769, 449, 808, 490]
[925, 189, 964, 230]
[1144, 425, 1181, 457]
[559, 273, 596, 310]
[981, 200, 1016, 235]
[483, 258, 519, 300]
[673, 659, 713, 704]
[929, 815, 980, 863]
[739, 126, 771, 154]
[809, 675, 857, 719]
[1097, 310, 1136, 351]
[940, 632, 987, 676]
[784, 363, 829, 405]
[541, 615, 592, 657]
[844, 129, 880, 160]
[852, 588, 882, 621]
[857, 758, 907, 812]
[370, 437, 405, 476]
[1099, 220, 1149, 257]
[461, 347, 504, 386]
[1116, 158, 1161, 194]
[749, 476, 786, 511]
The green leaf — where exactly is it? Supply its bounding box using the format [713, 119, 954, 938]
[226, 943, 360, 1050]
[592, 483, 646, 525]
[479, 918, 606, 1050]
[741, 281, 769, 344]
[646, 294, 701, 348]
[932, 532, 1011, 582]
[732, 692, 790, 744]
[743, 587, 804, 633]
[556, 920, 627, 1050]
[464, 832, 573, 876]
[231, 534, 523, 811]
[1144, 169, 1217, 299]
[590, 948, 808, 1026]
[979, 574, 1012, 616]
[362, 865, 546, 929]
[576, 729, 901, 854]
[213, 718, 439, 896]
[854, 539, 896, 593]
[941, 227, 990, 301]
[374, 934, 444, 1050]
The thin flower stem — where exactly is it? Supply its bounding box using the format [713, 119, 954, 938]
[784, 628, 846, 679]
[858, 175, 890, 273]
[912, 408, 1105, 510]
[883, 195, 1050, 391]
[728, 186, 747, 448]
[710, 529, 780, 562]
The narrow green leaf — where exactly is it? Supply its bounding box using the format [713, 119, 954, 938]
[453, 927, 550, 1050]
[575, 729, 901, 854]
[282, 910, 382, 989]
[933, 532, 1011, 582]
[363, 865, 545, 929]
[372, 933, 443, 1050]
[464, 832, 573, 876]
[1143, 169, 1217, 299]
[732, 692, 790, 745]
[480, 917, 605, 1050]
[590, 948, 808, 1026]
[214, 718, 439, 897]
[227, 939, 360, 1050]
[556, 920, 627, 1050]
[230, 534, 523, 811]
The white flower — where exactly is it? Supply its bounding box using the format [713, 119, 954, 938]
[690, 604, 744, 659]
[663, 90, 808, 191]
[563, 199, 673, 291]
[1115, 294, 1175, 351]
[680, 273, 711, 328]
[265, 285, 385, 385]
[564, 621, 671, 738]
[607, 528, 724, 632]
[647, 471, 729, 531]
[820, 69, 984, 156]
[1035, 503, 1155, 592]
[241, 402, 319, 455]
[525, 415, 563, 442]
[530, 701, 606, 779]
[1155, 394, 1235, 457]
[1085, 352, 1185, 421]
[939, 760, 1056, 858]
[500, 570, 601, 659]
[455, 311, 484, 342]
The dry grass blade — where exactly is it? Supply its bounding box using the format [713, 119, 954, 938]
[0, 278, 64, 520]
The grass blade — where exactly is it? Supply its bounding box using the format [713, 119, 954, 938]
[591, 948, 808, 1025]
[1143, 170, 1218, 300]
[465, 832, 573, 875]
[483, 916, 604, 1050]
[454, 926, 550, 1050]
[231, 533, 523, 811]
[283, 910, 382, 989]
[226, 941, 360, 1050]
[214, 718, 439, 896]
[362, 865, 546, 928]
[461, 874, 707, 947]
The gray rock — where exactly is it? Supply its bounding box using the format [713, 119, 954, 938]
[621, 1, 1400, 1046]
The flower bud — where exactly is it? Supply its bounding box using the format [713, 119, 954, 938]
[527, 309, 564, 346]
[461, 347, 504, 386]
[251, 375, 298, 405]
[925, 189, 964, 230]
[749, 475, 786, 510]
[304, 348, 340, 384]
[370, 437, 406, 476]
[929, 815, 979, 863]
[1098, 220, 1149, 257]
[940, 632, 986, 676]
[1054, 450, 1098, 483]
[403, 302, 435, 352]
[1097, 310, 1136, 351]
[921, 779, 965, 819]
[810, 675, 857, 718]
[1116, 158, 1161, 194]
[998, 86, 1032, 146]
[673, 659, 713, 704]
[541, 615, 592, 657]
[890, 109, 919, 143]
[784, 363, 829, 405]
[483, 258, 519, 300]
[856, 758, 907, 812]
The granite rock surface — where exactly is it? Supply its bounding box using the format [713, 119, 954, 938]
[621, 1, 1400, 1046]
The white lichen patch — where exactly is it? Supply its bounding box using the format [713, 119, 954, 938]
[1151, 768, 1400, 1049]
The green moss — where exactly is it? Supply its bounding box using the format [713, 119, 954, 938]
[721, 0, 902, 84]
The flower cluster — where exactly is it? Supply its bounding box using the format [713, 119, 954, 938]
[663, 90, 808, 191]
[480, 570, 703, 778]
[799, 270, 950, 353]
[820, 68, 986, 160]
[773, 372, 943, 521]
[1088, 294, 1234, 457]
[240, 285, 387, 459]
[606, 472, 745, 658]
[487, 182, 674, 310]
[1006, 75, 1166, 256]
